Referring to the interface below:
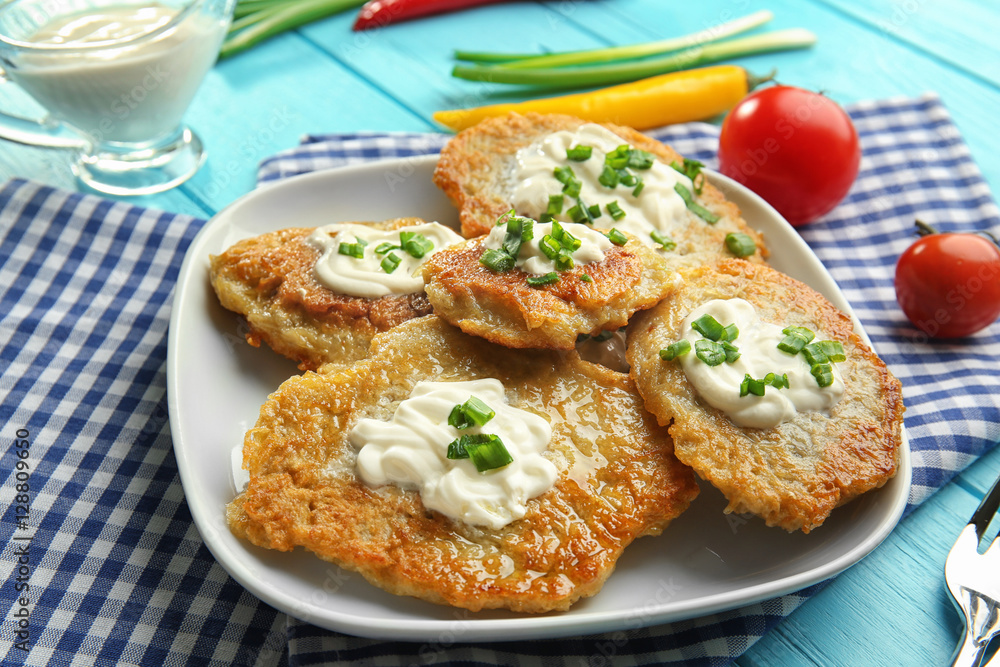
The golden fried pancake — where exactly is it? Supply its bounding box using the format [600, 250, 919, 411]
[210, 218, 440, 371]
[432, 112, 766, 265]
[421, 226, 678, 350]
[227, 315, 699, 613]
[626, 260, 903, 533]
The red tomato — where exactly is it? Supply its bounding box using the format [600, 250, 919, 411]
[717, 86, 861, 226]
[895, 224, 1000, 338]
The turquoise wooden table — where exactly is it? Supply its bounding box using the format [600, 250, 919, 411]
[2, 1, 998, 664]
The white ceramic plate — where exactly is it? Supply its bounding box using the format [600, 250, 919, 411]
[166, 155, 911, 642]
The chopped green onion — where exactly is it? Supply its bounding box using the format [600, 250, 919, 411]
[670, 158, 706, 194]
[725, 232, 757, 257]
[446, 433, 513, 472]
[374, 241, 399, 255]
[527, 272, 560, 287]
[587, 203, 602, 220]
[380, 252, 401, 274]
[502, 215, 533, 258]
[606, 201, 626, 221]
[695, 339, 726, 366]
[722, 323, 740, 343]
[811, 363, 835, 388]
[554, 252, 575, 271]
[816, 340, 846, 362]
[563, 177, 582, 198]
[801, 343, 829, 367]
[650, 230, 676, 251]
[567, 203, 588, 224]
[448, 396, 495, 429]
[627, 149, 655, 170]
[631, 179, 645, 197]
[777, 326, 815, 354]
[605, 145, 631, 169]
[674, 183, 719, 223]
[480, 248, 515, 272]
[691, 314, 726, 341]
[606, 228, 628, 246]
[467, 434, 513, 472]
[722, 341, 741, 363]
[580, 274, 593, 283]
[554, 166, 575, 184]
[546, 194, 564, 216]
[618, 170, 637, 187]
[659, 339, 691, 361]
[400, 231, 434, 258]
[740, 374, 766, 397]
[566, 145, 593, 161]
[551, 221, 582, 252]
[338, 237, 368, 259]
[598, 165, 620, 188]
[539, 234, 562, 261]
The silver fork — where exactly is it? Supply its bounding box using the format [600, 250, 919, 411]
[945, 467, 1000, 667]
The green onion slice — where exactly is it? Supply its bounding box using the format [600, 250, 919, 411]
[606, 228, 628, 246]
[725, 232, 757, 257]
[816, 340, 846, 362]
[480, 247, 515, 272]
[606, 200, 626, 221]
[659, 339, 691, 361]
[811, 363, 835, 388]
[695, 339, 726, 366]
[527, 272, 560, 287]
[546, 194, 564, 216]
[598, 164, 620, 188]
[551, 221, 582, 252]
[380, 252, 401, 274]
[554, 165, 575, 184]
[670, 158, 706, 193]
[627, 149, 655, 170]
[580, 274, 593, 283]
[446, 433, 513, 472]
[777, 326, 815, 354]
[674, 183, 718, 223]
[399, 231, 434, 258]
[374, 241, 399, 255]
[566, 144, 593, 161]
[691, 314, 726, 341]
[650, 230, 676, 250]
[337, 237, 368, 259]
[448, 396, 496, 429]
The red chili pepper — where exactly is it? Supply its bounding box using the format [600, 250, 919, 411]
[352, 0, 510, 31]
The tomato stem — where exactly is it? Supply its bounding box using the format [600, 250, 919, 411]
[914, 219, 938, 237]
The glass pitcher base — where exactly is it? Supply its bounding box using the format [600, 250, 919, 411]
[73, 126, 205, 196]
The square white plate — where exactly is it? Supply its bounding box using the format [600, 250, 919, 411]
[166, 155, 910, 642]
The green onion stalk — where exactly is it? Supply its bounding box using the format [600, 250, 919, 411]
[451, 29, 817, 89]
[454, 9, 774, 67]
[221, 0, 367, 59]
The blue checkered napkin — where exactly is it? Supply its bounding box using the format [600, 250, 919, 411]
[0, 181, 286, 666]
[259, 92, 1000, 665]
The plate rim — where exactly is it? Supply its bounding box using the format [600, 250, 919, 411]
[166, 153, 911, 642]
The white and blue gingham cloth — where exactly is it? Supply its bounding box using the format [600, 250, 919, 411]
[2, 93, 998, 665]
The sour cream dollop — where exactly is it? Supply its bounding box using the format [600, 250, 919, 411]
[678, 299, 846, 429]
[511, 124, 693, 245]
[306, 222, 463, 298]
[350, 379, 557, 530]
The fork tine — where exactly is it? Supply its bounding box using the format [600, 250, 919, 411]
[970, 468, 1000, 540]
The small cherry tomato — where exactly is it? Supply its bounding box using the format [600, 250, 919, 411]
[717, 85, 861, 226]
[894, 221, 1000, 338]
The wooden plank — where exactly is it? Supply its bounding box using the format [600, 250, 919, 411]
[740, 444, 1000, 666]
[815, 0, 1000, 89]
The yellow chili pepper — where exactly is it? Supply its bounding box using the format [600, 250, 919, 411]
[433, 64, 768, 132]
